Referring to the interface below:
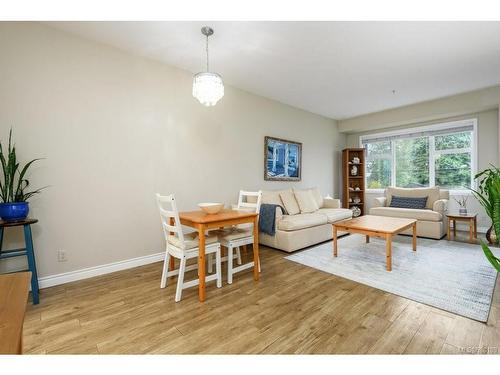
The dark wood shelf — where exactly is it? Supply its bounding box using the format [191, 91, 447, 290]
[348, 176, 363, 179]
[349, 202, 364, 206]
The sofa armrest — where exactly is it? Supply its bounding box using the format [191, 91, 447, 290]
[432, 199, 448, 214]
[322, 198, 341, 209]
[373, 197, 387, 208]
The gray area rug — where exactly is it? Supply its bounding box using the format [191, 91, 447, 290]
[286, 235, 499, 322]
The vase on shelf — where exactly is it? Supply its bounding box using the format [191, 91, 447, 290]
[351, 165, 358, 176]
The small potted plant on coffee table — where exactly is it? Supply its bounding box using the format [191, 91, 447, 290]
[0, 130, 45, 221]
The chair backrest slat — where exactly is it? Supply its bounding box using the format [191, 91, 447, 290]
[237, 190, 262, 214]
[156, 193, 185, 244]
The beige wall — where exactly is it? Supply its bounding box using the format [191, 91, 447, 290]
[0, 22, 344, 278]
[345, 109, 499, 230]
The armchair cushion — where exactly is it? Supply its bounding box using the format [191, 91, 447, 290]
[370, 207, 442, 222]
[373, 197, 387, 208]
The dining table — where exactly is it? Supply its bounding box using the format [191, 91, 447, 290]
[174, 209, 260, 302]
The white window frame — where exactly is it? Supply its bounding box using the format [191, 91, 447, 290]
[360, 118, 478, 195]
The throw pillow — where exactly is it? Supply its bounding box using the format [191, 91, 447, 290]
[389, 195, 428, 209]
[280, 190, 300, 215]
[294, 189, 320, 213]
[307, 187, 324, 208]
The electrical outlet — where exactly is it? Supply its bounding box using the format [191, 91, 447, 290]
[57, 250, 67, 262]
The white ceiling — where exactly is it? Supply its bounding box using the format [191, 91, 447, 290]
[46, 21, 500, 119]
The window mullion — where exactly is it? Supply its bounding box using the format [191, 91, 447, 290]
[429, 136, 435, 187]
[391, 140, 396, 187]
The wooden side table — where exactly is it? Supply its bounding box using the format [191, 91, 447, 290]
[0, 219, 40, 304]
[446, 212, 477, 244]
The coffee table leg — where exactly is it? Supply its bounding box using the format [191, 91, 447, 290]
[333, 225, 338, 257]
[469, 218, 474, 244]
[365, 235, 370, 243]
[412, 223, 417, 252]
[386, 234, 392, 271]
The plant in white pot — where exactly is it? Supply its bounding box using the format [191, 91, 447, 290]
[0, 130, 45, 221]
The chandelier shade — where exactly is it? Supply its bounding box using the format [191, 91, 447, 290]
[192, 26, 224, 106]
[192, 72, 224, 106]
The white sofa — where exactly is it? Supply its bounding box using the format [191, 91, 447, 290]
[369, 186, 449, 239]
[257, 188, 352, 252]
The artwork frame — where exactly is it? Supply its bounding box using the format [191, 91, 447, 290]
[264, 136, 302, 181]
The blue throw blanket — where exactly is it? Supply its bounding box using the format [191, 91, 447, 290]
[259, 204, 285, 236]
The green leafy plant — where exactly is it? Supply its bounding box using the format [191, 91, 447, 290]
[480, 241, 500, 272]
[0, 129, 45, 203]
[471, 165, 500, 242]
[471, 165, 500, 271]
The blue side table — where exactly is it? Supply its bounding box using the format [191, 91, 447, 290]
[0, 218, 40, 304]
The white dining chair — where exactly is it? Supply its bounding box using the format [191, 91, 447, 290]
[209, 190, 262, 284]
[156, 193, 222, 302]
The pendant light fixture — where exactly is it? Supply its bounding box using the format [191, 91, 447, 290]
[192, 26, 224, 106]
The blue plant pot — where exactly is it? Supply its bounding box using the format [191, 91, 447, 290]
[0, 202, 29, 221]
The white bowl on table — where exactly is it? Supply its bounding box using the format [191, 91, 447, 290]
[198, 203, 224, 214]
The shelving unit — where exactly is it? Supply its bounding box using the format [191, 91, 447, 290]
[342, 148, 366, 217]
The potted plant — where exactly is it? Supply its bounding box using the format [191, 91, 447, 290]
[471, 165, 500, 272]
[471, 165, 500, 244]
[0, 130, 44, 221]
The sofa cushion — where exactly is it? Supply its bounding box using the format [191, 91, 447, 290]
[280, 190, 300, 215]
[386, 186, 439, 209]
[278, 213, 328, 231]
[306, 187, 324, 208]
[370, 207, 442, 222]
[261, 189, 288, 207]
[389, 196, 428, 209]
[316, 208, 353, 223]
[294, 189, 319, 213]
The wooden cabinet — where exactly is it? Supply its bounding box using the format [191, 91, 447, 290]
[342, 148, 366, 217]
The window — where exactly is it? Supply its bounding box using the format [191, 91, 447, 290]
[361, 119, 476, 191]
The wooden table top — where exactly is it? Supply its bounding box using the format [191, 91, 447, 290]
[334, 215, 416, 234]
[446, 212, 477, 219]
[0, 218, 38, 228]
[0, 272, 31, 354]
[179, 209, 257, 224]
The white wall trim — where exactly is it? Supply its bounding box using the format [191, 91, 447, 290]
[38, 251, 164, 289]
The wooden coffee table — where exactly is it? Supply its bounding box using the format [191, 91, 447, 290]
[332, 215, 417, 271]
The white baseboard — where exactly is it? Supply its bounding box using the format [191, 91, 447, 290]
[38, 251, 164, 289]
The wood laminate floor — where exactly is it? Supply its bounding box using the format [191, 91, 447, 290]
[23, 242, 500, 354]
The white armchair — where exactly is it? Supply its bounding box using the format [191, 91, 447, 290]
[369, 187, 449, 239]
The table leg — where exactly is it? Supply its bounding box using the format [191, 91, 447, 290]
[24, 224, 39, 305]
[333, 225, 338, 257]
[474, 217, 477, 238]
[412, 223, 417, 251]
[365, 235, 370, 243]
[252, 216, 260, 281]
[198, 225, 206, 302]
[453, 219, 456, 237]
[447, 218, 451, 240]
[386, 234, 392, 271]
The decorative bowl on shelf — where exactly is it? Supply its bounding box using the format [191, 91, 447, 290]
[198, 203, 224, 214]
